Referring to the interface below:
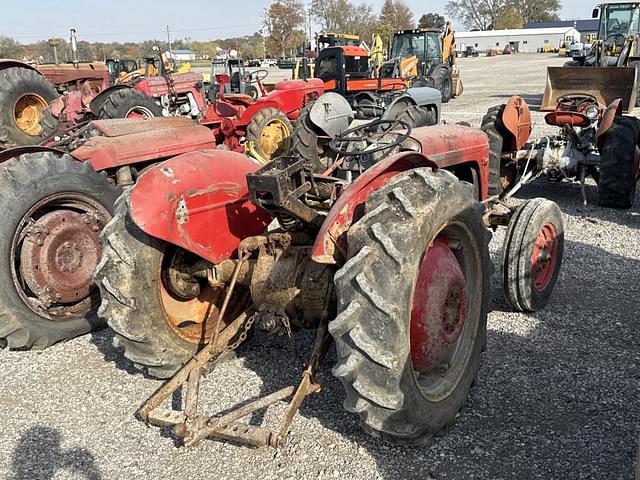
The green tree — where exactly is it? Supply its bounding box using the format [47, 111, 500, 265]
[418, 12, 446, 29]
[512, 0, 560, 24]
[494, 6, 524, 29]
[379, 0, 415, 31]
[0, 36, 24, 59]
[264, 0, 305, 57]
[445, 0, 507, 30]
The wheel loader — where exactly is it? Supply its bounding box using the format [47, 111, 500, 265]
[94, 96, 564, 448]
[542, 2, 640, 112]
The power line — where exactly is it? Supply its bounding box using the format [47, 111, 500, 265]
[4, 23, 264, 40]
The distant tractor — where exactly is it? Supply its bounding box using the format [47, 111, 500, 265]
[483, 93, 640, 209]
[381, 22, 462, 102]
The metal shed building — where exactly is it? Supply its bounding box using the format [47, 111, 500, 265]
[457, 27, 581, 53]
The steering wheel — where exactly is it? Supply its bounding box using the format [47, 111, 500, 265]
[329, 119, 412, 157]
[557, 93, 598, 108]
[604, 33, 626, 49]
[245, 69, 269, 84]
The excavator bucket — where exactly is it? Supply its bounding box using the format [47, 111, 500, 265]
[542, 66, 638, 112]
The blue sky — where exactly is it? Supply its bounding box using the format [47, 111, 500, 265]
[1, 1, 590, 43]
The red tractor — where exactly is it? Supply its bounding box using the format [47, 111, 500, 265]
[482, 94, 640, 209]
[95, 117, 564, 447]
[0, 117, 216, 349]
[99, 66, 325, 161]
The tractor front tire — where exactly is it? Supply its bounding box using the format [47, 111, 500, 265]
[502, 198, 564, 312]
[597, 116, 640, 209]
[97, 88, 162, 120]
[331, 168, 490, 444]
[245, 107, 294, 162]
[0, 152, 118, 349]
[0, 67, 59, 148]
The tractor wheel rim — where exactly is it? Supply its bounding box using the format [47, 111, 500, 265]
[14, 94, 48, 136]
[158, 247, 244, 345]
[409, 222, 479, 401]
[531, 223, 558, 292]
[125, 106, 155, 119]
[11, 193, 111, 321]
[260, 119, 290, 160]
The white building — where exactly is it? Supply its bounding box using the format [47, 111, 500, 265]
[457, 27, 581, 54]
[165, 49, 196, 61]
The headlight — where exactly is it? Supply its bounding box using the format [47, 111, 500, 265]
[585, 105, 599, 120]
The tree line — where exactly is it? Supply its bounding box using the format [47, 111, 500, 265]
[0, 0, 561, 63]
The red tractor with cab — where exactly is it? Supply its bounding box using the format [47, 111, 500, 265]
[94, 113, 564, 448]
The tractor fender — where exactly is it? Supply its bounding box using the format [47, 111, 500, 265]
[89, 85, 131, 115]
[129, 149, 272, 265]
[596, 98, 623, 151]
[312, 123, 490, 264]
[0, 146, 68, 165]
[309, 92, 354, 138]
[0, 59, 39, 73]
[237, 100, 290, 126]
[501, 96, 532, 150]
[311, 151, 438, 264]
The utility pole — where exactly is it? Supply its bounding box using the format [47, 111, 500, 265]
[166, 25, 173, 57]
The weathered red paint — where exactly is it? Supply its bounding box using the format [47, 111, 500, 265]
[134, 72, 208, 111]
[311, 124, 490, 264]
[531, 223, 558, 292]
[501, 96, 532, 150]
[90, 117, 195, 137]
[129, 150, 272, 264]
[72, 122, 213, 171]
[410, 237, 467, 374]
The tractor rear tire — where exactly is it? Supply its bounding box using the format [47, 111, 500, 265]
[481, 105, 516, 197]
[331, 168, 490, 444]
[431, 68, 453, 103]
[0, 152, 118, 349]
[597, 116, 640, 209]
[97, 88, 162, 120]
[395, 105, 437, 129]
[0, 67, 59, 148]
[96, 193, 244, 378]
[502, 198, 564, 312]
[245, 107, 293, 162]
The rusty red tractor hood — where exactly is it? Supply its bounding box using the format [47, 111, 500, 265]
[127, 123, 489, 266]
[72, 117, 214, 171]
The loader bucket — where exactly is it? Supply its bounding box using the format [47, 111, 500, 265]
[541, 66, 638, 112]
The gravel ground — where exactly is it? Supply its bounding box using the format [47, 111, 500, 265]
[2, 53, 640, 480]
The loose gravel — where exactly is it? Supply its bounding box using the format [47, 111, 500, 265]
[2, 53, 640, 480]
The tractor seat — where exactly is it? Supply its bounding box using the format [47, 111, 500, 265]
[223, 93, 254, 106]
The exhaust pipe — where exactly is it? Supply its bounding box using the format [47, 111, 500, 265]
[70, 28, 79, 67]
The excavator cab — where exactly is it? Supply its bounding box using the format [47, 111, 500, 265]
[387, 29, 444, 78]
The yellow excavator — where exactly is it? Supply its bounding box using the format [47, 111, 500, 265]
[380, 21, 462, 102]
[542, 2, 640, 112]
